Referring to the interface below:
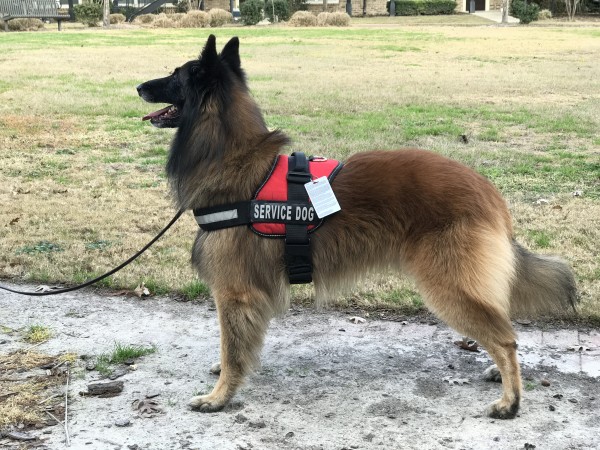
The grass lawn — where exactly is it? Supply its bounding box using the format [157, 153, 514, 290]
[0, 21, 599, 321]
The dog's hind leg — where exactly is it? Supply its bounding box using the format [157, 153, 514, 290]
[189, 288, 272, 412]
[420, 283, 522, 418]
[410, 228, 522, 418]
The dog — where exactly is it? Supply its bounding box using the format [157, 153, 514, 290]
[137, 35, 577, 419]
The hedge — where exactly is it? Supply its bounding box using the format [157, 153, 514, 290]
[240, 0, 263, 25]
[387, 0, 456, 15]
[265, 0, 290, 22]
[510, 0, 540, 24]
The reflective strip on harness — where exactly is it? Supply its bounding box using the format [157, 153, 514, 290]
[196, 209, 239, 225]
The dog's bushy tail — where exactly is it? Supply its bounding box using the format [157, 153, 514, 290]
[509, 241, 578, 318]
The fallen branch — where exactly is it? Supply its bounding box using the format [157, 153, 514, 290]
[64, 363, 71, 446]
[83, 380, 124, 396]
[38, 393, 61, 404]
[0, 391, 18, 399]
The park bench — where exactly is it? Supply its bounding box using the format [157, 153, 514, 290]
[0, 0, 69, 31]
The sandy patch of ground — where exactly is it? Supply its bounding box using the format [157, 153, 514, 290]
[0, 287, 599, 449]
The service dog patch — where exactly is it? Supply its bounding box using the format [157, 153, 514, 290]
[251, 155, 343, 237]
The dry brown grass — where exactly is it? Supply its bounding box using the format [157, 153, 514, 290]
[132, 13, 155, 25]
[208, 8, 232, 27]
[0, 26, 598, 318]
[0, 351, 71, 429]
[5, 18, 45, 31]
[109, 13, 126, 25]
[179, 10, 209, 28]
[316, 12, 351, 26]
[289, 11, 318, 26]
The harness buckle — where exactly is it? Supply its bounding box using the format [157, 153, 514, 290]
[284, 242, 313, 284]
[286, 170, 311, 184]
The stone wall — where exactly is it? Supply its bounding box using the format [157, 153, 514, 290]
[205, 0, 230, 10]
[489, 0, 503, 10]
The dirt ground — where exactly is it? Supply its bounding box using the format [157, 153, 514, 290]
[0, 286, 599, 450]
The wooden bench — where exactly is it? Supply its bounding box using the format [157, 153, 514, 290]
[0, 0, 69, 31]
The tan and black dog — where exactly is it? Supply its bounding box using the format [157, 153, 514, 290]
[137, 35, 577, 419]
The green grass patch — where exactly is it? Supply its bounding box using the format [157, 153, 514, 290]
[525, 229, 553, 249]
[84, 240, 113, 251]
[143, 278, 171, 296]
[381, 287, 424, 309]
[16, 241, 63, 255]
[181, 280, 210, 300]
[72, 270, 114, 288]
[96, 342, 157, 376]
[24, 324, 52, 344]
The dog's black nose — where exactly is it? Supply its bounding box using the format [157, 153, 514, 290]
[136, 84, 143, 95]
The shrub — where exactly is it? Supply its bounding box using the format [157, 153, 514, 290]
[153, 14, 177, 27]
[316, 12, 330, 25]
[133, 13, 156, 25]
[289, 10, 317, 26]
[240, 0, 264, 25]
[109, 13, 126, 24]
[74, 2, 102, 27]
[537, 8, 552, 19]
[179, 10, 209, 27]
[510, 0, 540, 24]
[387, 0, 456, 15]
[208, 8, 233, 26]
[265, 0, 290, 22]
[168, 12, 186, 22]
[317, 11, 350, 25]
[5, 18, 45, 31]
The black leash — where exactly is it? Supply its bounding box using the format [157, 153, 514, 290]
[0, 209, 184, 297]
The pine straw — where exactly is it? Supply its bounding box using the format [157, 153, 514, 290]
[0, 351, 73, 429]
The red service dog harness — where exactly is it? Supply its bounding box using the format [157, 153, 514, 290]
[193, 152, 343, 284]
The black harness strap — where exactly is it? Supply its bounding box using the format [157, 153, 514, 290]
[193, 201, 252, 231]
[285, 152, 313, 284]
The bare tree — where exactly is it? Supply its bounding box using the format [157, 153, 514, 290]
[103, 0, 110, 27]
[564, 0, 581, 20]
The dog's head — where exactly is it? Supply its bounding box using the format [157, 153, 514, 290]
[137, 35, 244, 129]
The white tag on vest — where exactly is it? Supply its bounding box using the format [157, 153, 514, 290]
[304, 177, 341, 219]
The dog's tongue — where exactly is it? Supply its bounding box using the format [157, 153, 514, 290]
[142, 105, 172, 121]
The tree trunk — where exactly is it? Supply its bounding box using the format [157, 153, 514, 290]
[565, 0, 580, 21]
[103, 0, 110, 27]
[323, 0, 327, 12]
[502, 0, 509, 23]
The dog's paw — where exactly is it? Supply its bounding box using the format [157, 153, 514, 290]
[209, 362, 221, 375]
[486, 399, 519, 420]
[483, 365, 502, 382]
[188, 395, 226, 413]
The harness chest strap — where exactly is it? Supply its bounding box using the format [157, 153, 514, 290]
[193, 153, 343, 284]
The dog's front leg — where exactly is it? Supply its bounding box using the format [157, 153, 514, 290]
[189, 290, 270, 412]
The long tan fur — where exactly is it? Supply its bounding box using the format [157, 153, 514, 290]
[138, 36, 577, 419]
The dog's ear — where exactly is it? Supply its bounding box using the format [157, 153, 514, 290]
[220, 37, 243, 79]
[199, 34, 218, 67]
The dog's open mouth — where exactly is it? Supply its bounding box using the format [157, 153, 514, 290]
[142, 105, 181, 128]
